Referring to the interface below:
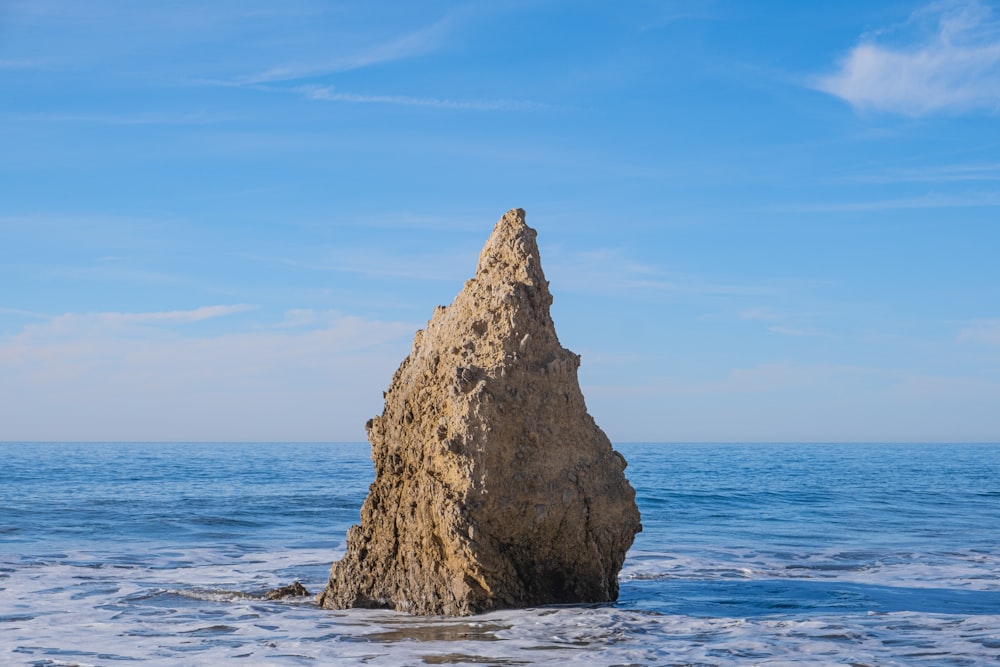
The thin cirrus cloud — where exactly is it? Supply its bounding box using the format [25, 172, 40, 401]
[233, 10, 457, 85]
[0, 306, 415, 440]
[739, 308, 824, 338]
[840, 162, 1000, 183]
[777, 191, 1000, 212]
[1, 306, 408, 364]
[544, 248, 772, 299]
[89, 304, 256, 327]
[815, 0, 1000, 115]
[0, 58, 41, 69]
[585, 363, 892, 400]
[296, 85, 547, 112]
[957, 318, 1000, 345]
[9, 305, 257, 341]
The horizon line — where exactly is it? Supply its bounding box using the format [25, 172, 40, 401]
[2, 440, 997, 445]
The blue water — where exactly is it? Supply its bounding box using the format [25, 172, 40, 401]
[2, 442, 999, 665]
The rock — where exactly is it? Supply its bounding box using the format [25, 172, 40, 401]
[317, 208, 642, 616]
[265, 581, 310, 600]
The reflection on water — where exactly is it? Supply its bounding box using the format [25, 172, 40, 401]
[363, 621, 509, 643]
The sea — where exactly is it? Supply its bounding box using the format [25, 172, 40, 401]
[2, 442, 999, 666]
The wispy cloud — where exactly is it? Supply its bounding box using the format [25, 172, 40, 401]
[778, 191, 1000, 212]
[638, 6, 724, 32]
[296, 85, 547, 111]
[841, 162, 1000, 183]
[98, 304, 256, 326]
[585, 361, 1000, 441]
[816, 0, 1000, 115]
[245, 245, 478, 283]
[16, 305, 256, 340]
[0, 306, 414, 440]
[0, 307, 50, 320]
[236, 12, 456, 85]
[587, 363, 888, 397]
[739, 308, 825, 337]
[957, 318, 1000, 345]
[0, 58, 41, 69]
[547, 247, 770, 299]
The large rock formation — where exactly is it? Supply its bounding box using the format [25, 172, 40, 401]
[318, 208, 641, 615]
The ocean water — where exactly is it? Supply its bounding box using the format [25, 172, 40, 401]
[2, 442, 999, 666]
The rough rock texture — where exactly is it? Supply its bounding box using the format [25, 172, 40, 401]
[265, 582, 310, 600]
[318, 208, 642, 616]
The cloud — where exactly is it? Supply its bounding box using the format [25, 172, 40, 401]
[559, 363, 891, 402]
[584, 362, 1000, 442]
[14, 305, 256, 340]
[707, 362, 884, 394]
[816, 0, 1000, 115]
[0, 306, 415, 441]
[958, 318, 1000, 344]
[0, 58, 41, 69]
[778, 191, 1000, 212]
[546, 247, 771, 299]
[844, 162, 1000, 183]
[739, 308, 825, 337]
[587, 360, 995, 402]
[296, 85, 547, 111]
[116, 304, 253, 323]
[246, 244, 478, 283]
[0, 307, 49, 319]
[237, 11, 456, 85]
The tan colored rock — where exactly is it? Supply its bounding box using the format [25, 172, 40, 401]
[318, 208, 641, 615]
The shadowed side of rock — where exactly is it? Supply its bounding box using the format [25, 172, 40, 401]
[318, 208, 641, 615]
[265, 581, 309, 600]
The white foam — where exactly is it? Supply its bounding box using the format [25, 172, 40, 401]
[3, 546, 1000, 666]
[621, 546, 1000, 591]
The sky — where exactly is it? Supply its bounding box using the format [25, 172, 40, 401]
[2, 0, 999, 442]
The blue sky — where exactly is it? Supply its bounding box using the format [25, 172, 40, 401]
[2, 0, 999, 442]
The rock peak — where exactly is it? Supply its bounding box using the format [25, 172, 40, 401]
[318, 208, 641, 616]
[475, 207, 543, 285]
